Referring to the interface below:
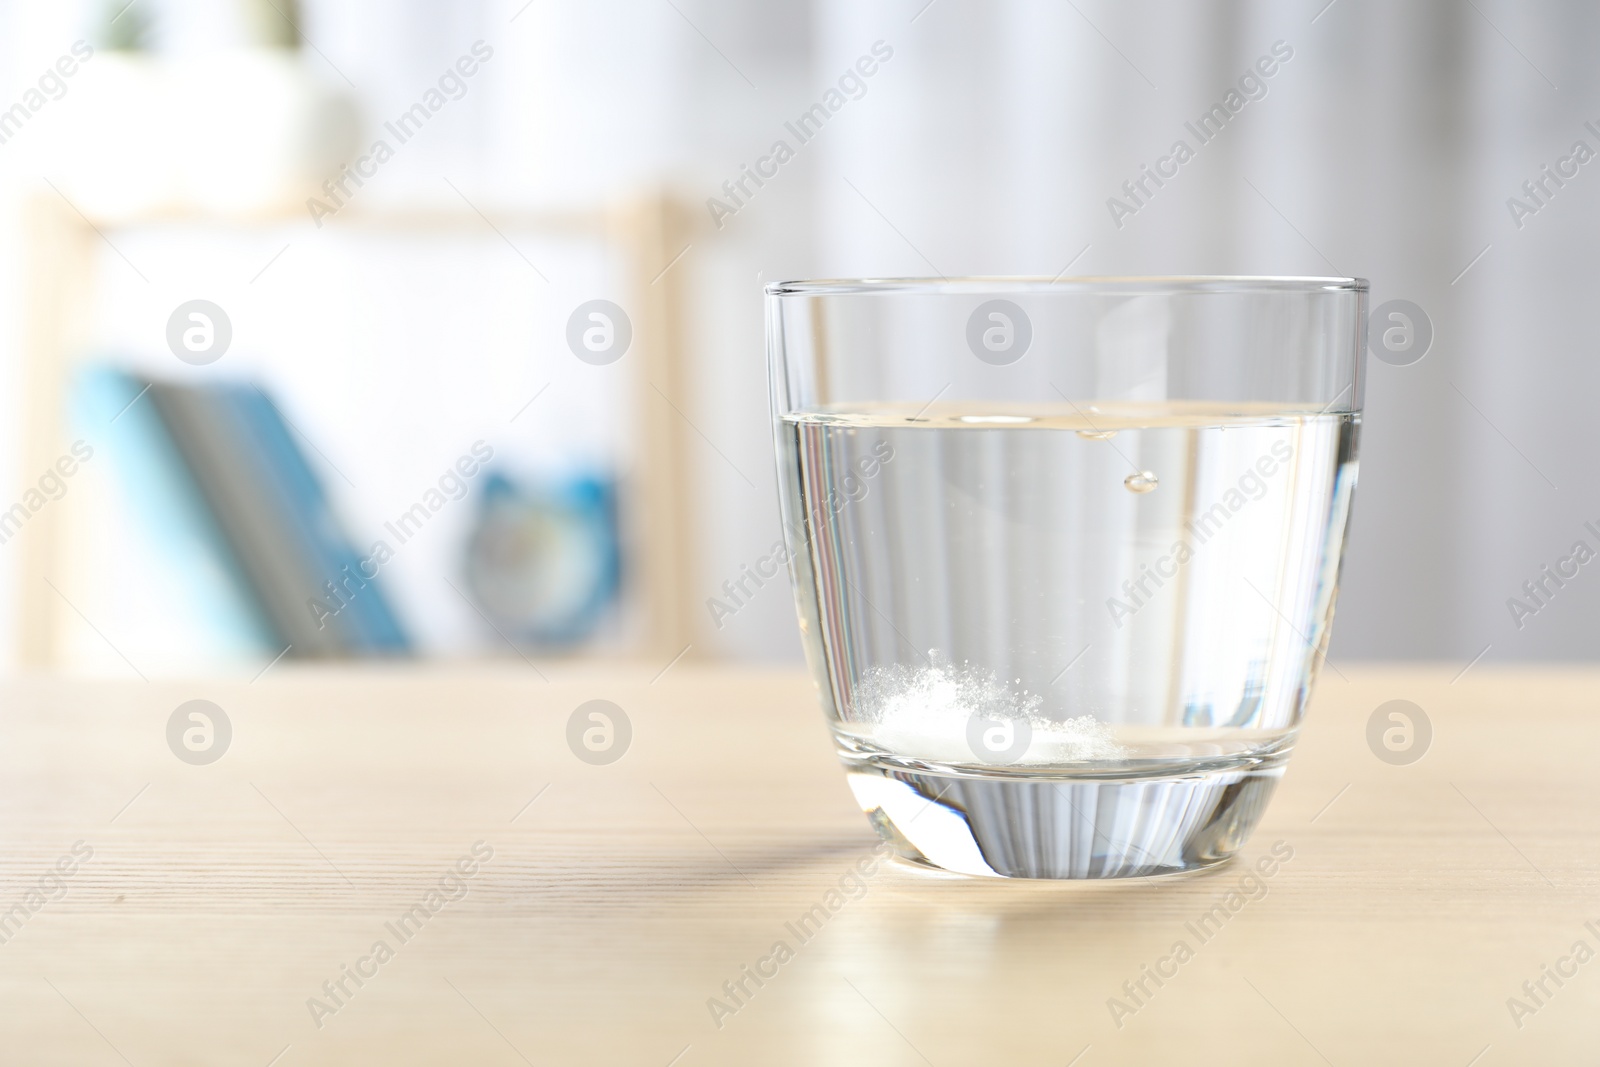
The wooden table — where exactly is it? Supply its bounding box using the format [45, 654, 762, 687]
[0, 664, 1593, 1065]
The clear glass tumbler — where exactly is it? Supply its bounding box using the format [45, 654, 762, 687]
[767, 277, 1366, 879]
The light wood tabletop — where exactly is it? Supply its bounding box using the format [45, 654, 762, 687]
[0, 663, 1594, 1065]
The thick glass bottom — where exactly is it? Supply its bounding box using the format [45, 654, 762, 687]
[843, 754, 1284, 879]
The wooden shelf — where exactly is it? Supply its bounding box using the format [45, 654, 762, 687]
[14, 188, 701, 666]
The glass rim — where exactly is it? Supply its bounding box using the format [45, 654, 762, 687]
[766, 275, 1369, 296]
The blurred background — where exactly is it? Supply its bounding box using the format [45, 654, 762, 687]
[0, 0, 1591, 675]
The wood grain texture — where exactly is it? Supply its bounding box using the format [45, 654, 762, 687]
[0, 664, 1594, 1065]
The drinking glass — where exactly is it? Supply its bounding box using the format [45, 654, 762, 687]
[767, 277, 1366, 878]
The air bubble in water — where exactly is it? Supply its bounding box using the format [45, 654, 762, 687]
[1124, 470, 1158, 494]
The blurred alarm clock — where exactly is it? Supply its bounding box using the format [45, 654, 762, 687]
[462, 472, 620, 645]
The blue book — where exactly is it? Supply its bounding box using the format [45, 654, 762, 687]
[220, 385, 410, 654]
[70, 367, 278, 661]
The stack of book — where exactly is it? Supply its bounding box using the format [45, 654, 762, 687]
[79, 368, 411, 659]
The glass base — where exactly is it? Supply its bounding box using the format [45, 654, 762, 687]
[843, 755, 1284, 879]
